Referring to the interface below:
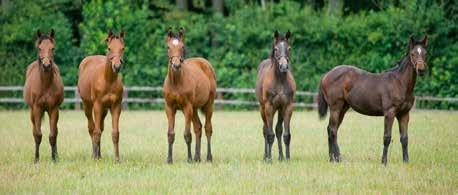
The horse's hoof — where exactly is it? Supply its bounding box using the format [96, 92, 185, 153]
[166, 158, 173, 164]
[206, 155, 213, 162]
[194, 157, 201, 162]
[114, 158, 120, 163]
[187, 158, 193, 163]
[279, 156, 285, 161]
[34, 158, 39, 164]
[264, 158, 272, 163]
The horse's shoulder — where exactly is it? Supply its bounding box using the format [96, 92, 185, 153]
[25, 61, 39, 77]
[80, 55, 106, 70]
[257, 59, 271, 72]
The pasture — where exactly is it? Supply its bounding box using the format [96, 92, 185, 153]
[0, 110, 456, 193]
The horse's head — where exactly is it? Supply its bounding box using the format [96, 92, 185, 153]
[105, 29, 125, 73]
[35, 29, 55, 71]
[271, 30, 292, 73]
[407, 35, 428, 76]
[166, 27, 185, 71]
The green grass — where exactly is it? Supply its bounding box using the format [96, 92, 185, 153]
[0, 110, 457, 194]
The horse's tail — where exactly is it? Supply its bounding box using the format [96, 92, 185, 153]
[317, 82, 328, 120]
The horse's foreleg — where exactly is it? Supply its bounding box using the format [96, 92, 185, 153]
[260, 105, 268, 160]
[203, 104, 214, 162]
[111, 103, 121, 162]
[31, 106, 43, 163]
[48, 107, 59, 161]
[283, 103, 294, 160]
[382, 109, 395, 165]
[183, 104, 193, 163]
[275, 109, 284, 161]
[328, 109, 341, 162]
[165, 105, 176, 164]
[192, 109, 202, 162]
[264, 103, 275, 162]
[397, 112, 409, 163]
[83, 101, 94, 138]
[92, 102, 103, 160]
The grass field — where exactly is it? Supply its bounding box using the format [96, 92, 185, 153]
[0, 110, 456, 194]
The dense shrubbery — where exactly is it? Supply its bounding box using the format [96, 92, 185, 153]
[0, 0, 456, 109]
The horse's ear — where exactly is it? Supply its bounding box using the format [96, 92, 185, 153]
[273, 30, 279, 39]
[408, 35, 416, 51]
[420, 35, 428, 46]
[106, 29, 113, 43]
[178, 27, 185, 41]
[120, 29, 125, 39]
[285, 30, 292, 40]
[50, 29, 55, 39]
[36, 30, 42, 39]
[167, 27, 173, 40]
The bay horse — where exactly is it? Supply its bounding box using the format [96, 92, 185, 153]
[23, 29, 64, 163]
[318, 36, 428, 165]
[77, 30, 125, 162]
[256, 30, 296, 162]
[163, 28, 217, 164]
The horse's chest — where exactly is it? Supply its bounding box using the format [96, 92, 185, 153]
[101, 91, 121, 105]
[267, 86, 293, 105]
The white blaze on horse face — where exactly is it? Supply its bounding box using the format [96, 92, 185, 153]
[417, 47, 422, 55]
[172, 39, 179, 46]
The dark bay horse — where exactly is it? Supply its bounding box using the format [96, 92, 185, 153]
[163, 28, 217, 163]
[318, 36, 428, 164]
[23, 29, 64, 163]
[77, 30, 125, 162]
[256, 30, 296, 161]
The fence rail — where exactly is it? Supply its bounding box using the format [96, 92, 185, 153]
[1, 86, 457, 109]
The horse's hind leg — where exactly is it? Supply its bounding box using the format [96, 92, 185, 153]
[83, 101, 94, 138]
[275, 109, 285, 161]
[48, 107, 59, 161]
[192, 109, 202, 162]
[203, 102, 214, 162]
[31, 106, 43, 163]
[283, 103, 294, 160]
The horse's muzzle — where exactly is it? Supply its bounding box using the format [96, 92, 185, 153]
[417, 69, 425, 76]
[279, 64, 289, 73]
[172, 64, 181, 70]
[112, 64, 121, 73]
[42, 64, 52, 71]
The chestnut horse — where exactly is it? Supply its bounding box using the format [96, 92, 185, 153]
[163, 28, 216, 163]
[256, 30, 296, 161]
[77, 30, 125, 161]
[23, 29, 64, 163]
[318, 36, 428, 165]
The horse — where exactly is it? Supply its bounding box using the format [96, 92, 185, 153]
[77, 30, 125, 162]
[317, 36, 428, 165]
[256, 30, 296, 162]
[163, 28, 217, 164]
[23, 29, 64, 163]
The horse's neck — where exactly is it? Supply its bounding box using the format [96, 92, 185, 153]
[393, 56, 417, 95]
[104, 57, 118, 83]
[39, 65, 54, 88]
[167, 65, 183, 85]
[271, 59, 289, 84]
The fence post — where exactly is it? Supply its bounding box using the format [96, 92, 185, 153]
[122, 88, 128, 110]
[217, 91, 223, 110]
[75, 88, 80, 110]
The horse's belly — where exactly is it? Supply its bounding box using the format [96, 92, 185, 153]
[346, 90, 384, 116]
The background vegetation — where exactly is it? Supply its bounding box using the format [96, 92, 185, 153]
[0, 0, 456, 109]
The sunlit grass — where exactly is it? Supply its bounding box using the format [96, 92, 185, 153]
[0, 110, 456, 193]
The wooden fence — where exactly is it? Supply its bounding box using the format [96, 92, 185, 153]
[1, 86, 457, 110]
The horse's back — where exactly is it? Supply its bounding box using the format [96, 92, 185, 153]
[185, 57, 216, 86]
[255, 59, 271, 99]
[77, 55, 107, 99]
[184, 57, 217, 91]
